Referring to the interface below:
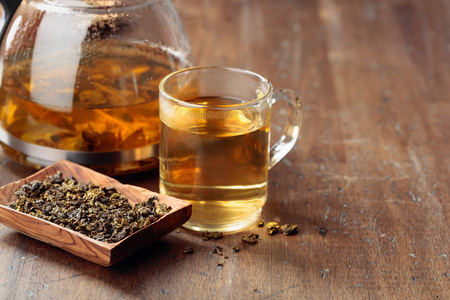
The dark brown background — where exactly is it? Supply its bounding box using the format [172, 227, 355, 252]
[0, 0, 449, 299]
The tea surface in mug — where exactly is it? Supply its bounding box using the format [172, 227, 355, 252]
[159, 96, 270, 230]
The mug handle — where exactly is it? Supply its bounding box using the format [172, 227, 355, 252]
[269, 89, 303, 170]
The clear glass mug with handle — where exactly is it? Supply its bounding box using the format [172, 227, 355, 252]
[159, 66, 303, 232]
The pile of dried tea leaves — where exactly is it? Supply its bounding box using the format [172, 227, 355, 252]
[8, 171, 171, 243]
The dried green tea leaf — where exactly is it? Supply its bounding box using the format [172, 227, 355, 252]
[232, 246, 240, 252]
[242, 234, 259, 244]
[212, 245, 224, 255]
[217, 260, 225, 267]
[280, 224, 298, 236]
[202, 231, 223, 241]
[266, 222, 280, 235]
[257, 220, 265, 227]
[183, 246, 194, 254]
[319, 227, 328, 237]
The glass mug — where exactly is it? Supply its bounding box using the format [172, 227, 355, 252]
[159, 66, 302, 232]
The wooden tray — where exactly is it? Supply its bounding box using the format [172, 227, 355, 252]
[0, 160, 192, 267]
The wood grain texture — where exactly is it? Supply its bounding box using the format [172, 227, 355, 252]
[0, 0, 448, 299]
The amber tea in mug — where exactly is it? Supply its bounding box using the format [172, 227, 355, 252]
[159, 67, 302, 232]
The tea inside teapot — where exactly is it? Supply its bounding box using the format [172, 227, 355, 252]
[0, 0, 192, 174]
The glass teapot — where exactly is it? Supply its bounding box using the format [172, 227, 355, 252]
[0, 0, 192, 175]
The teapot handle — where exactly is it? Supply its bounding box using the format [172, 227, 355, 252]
[0, 0, 22, 41]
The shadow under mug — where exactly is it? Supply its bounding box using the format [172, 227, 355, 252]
[159, 66, 302, 232]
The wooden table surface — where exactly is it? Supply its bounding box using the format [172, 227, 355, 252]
[0, 0, 449, 299]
